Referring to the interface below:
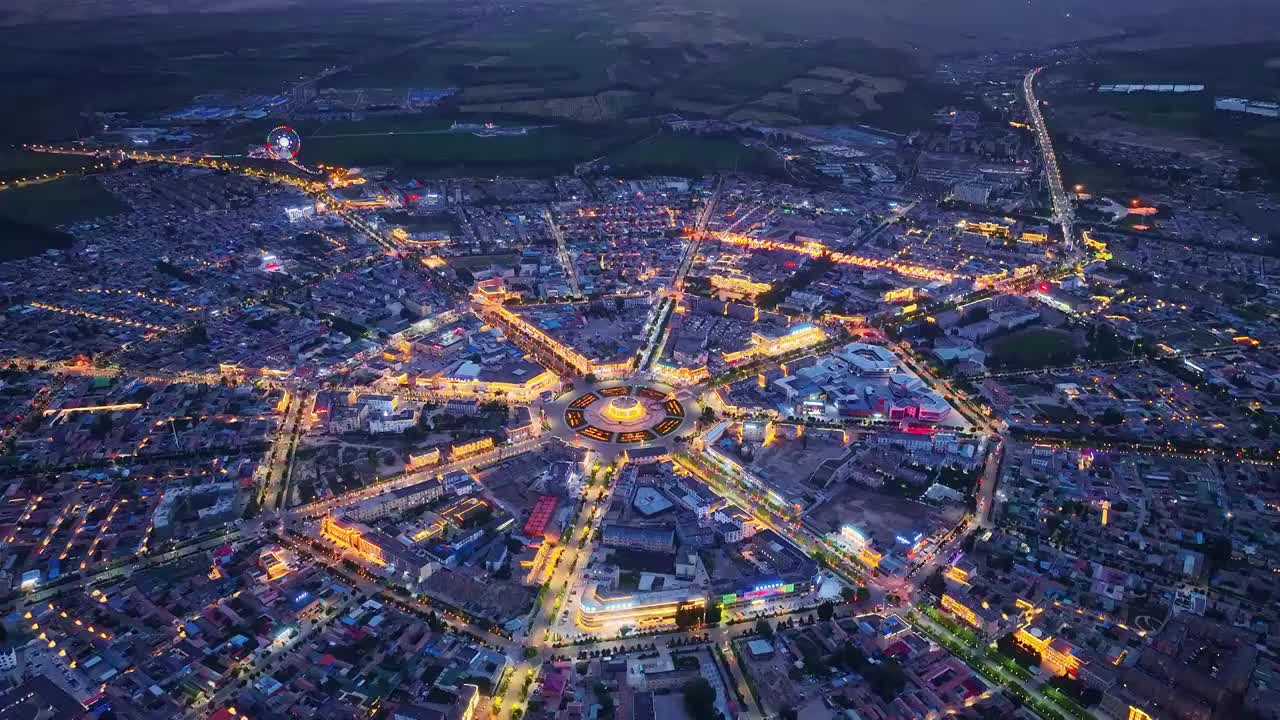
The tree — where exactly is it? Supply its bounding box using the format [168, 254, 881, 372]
[1206, 536, 1233, 572]
[1049, 674, 1102, 706]
[840, 643, 867, 671]
[704, 604, 722, 626]
[183, 323, 209, 347]
[675, 604, 702, 629]
[675, 655, 701, 670]
[90, 413, 114, 439]
[593, 682, 614, 716]
[1098, 408, 1124, 425]
[866, 658, 907, 700]
[682, 678, 719, 720]
[425, 611, 445, 633]
[923, 570, 947, 599]
[817, 601, 835, 622]
[755, 619, 774, 638]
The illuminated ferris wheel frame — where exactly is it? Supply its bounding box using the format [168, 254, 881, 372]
[266, 126, 301, 160]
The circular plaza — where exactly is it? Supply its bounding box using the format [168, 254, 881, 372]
[548, 380, 692, 455]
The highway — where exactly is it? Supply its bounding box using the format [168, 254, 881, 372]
[0, 169, 82, 192]
[1024, 67, 1075, 249]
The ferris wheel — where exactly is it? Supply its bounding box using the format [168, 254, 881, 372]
[265, 125, 301, 161]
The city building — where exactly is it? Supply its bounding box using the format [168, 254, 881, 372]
[575, 582, 705, 631]
[601, 523, 676, 553]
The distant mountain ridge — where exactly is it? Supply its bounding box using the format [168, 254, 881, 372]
[0, 0, 304, 26]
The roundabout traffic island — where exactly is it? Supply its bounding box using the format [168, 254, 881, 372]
[560, 382, 688, 447]
[601, 396, 646, 424]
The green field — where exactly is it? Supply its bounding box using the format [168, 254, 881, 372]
[1052, 93, 1280, 192]
[1071, 42, 1280, 99]
[0, 177, 127, 261]
[449, 253, 519, 270]
[658, 39, 961, 131]
[326, 49, 487, 90]
[672, 42, 918, 99]
[298, 124, 779, 178]
[989, 329, 1079, 370]
[0, 150, 97, 182]
[1046, 42, 1280, 187]
[302, 125, 646, 175]
[0, 177, 126, 227]
[604, 133, 777, 176]
[0, 7, 948, 150]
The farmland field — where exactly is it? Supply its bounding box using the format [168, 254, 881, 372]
[302, 125, 647, 175]
[604, 133, 776, 177]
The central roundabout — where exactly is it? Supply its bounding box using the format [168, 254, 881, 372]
[601, 395, 646, 424]
[552, 380, 691, 452]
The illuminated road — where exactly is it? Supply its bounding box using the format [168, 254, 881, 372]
[638, 178, 722, 370]
[1024, 67, 1074, 249]
[545, 207, 583, 299]
[28, 145, 402, 254]
[493, 465, 619, 719]
[4, 527, 244, 616]
[29, 108, 1090, 720]
[278, 532, 514, 648]
[676, 178, 722, 292]
[260, 391, 309, 512]
[968, 340, 1280, 381]
[195, 589, 369, 718]
[911, 611, 1086, 720]
[0, 168, 88, 192]
[704, 230, 959, 283]
[976, 439, 1003, 528]
[671, 452, 869, 589]
[291, 438, 546, 519]
[717, 642, 762, 720]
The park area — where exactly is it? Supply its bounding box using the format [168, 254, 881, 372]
[987, 329, 1079, 370]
